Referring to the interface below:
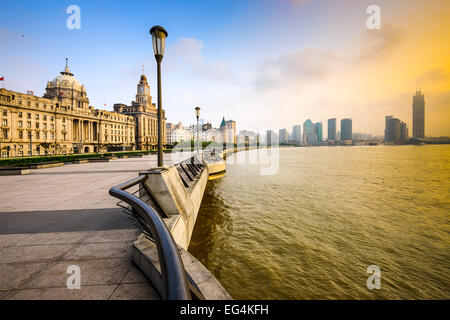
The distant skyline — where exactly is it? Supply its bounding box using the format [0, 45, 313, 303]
[1, 0, 449, 136]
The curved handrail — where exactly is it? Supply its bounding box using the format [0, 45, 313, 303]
[109, 175, 191, 300]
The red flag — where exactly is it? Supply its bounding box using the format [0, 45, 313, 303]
[0, 77, 4, 81]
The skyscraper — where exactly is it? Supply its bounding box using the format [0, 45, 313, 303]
[388, 118, 401, 144]
[340, 118, 352, 142]
[314, 122, 323, 142]
[384, 116, 393, 142]
[412, 89, 425, 139]
[302, 119, 317, 145]
[327, 118, 336, 141]
[292, 125, 301, 143]
[278, 128, 289, 143]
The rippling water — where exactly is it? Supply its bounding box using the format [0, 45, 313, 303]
[189, 145, 450, 299]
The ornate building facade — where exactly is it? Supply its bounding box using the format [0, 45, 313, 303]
[0, 61, 136, 158]
[113, 74, 166, 150]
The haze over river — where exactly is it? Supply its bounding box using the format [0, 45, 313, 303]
[189, 145, 449, 299]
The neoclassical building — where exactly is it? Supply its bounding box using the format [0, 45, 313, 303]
[0, 61, 136, 157]
[113, 73, 166, 150]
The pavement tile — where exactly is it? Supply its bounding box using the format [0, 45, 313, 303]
[0, 244, 74, 263]
[109, 283, 160, 300]
[0, 290, 12, 299]
[121, 264, 149, 283]
[0, 234, 32, 249]
[61, 241, 132, 260]
[7, 284, 117, 300]
[0, 262, 49, 290]
[22, 258, 132, 289]
[20, 231, 91, 246]
[82, 229, 140, 243]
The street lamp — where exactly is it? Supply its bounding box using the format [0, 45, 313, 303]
[195, 107, 200, 154]
[150, 25, 168, 167]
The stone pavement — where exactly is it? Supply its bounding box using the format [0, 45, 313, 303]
[0, 153, 191, 300]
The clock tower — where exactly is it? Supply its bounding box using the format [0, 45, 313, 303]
[136, 74, 152, 106]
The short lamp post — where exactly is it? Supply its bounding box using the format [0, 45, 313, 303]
[150, 25, 168, 167]
[195, 107, 201, 154]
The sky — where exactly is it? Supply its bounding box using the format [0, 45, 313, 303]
[1, 0, 449, 137]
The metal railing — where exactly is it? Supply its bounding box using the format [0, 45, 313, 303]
[109, 174, 204, 300]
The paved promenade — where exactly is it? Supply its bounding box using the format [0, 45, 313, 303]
[0, 153, 189, 300]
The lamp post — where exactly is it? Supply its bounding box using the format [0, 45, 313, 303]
[150, 25, 168, 167]
[195, 107, 200, 154]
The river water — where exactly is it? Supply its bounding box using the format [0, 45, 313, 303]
[189, 145, 450, 299]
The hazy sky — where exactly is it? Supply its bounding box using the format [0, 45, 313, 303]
[1, 0, 449, 136]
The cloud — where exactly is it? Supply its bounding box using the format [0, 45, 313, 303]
[254, 49, 335, 90]
[357, 24, 405, 62]
[415, 69, 449, 84]
[166, 37, 235, 81]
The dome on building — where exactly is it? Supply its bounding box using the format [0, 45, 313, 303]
[49, 60, 83, 90]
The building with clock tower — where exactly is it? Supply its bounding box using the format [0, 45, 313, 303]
[114, 73, 166, 150]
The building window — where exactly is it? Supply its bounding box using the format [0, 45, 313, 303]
[27, 113, 31, 119]
[43, 115, 47, 121]
[18, 112, 23, 118]
[27, 121, 31, 128]
[43, 104, 47, 109]
[51, 116, 54, 121]
[19, 131, 23, 139]
[18, 151, 23, 157]
[3, 110, 7, 116]
[51, 124, 54, 130]
[28, 131, 31, 139]
[35, 114, 39, 120]
[27, 101, 31, 106]
[2, 151, 8, 158]
[35, 103, 39, 108]
[51, 133, 54, 140]
[35, 132, 40, 139]
[2, 129, 7, 139]
[35, 122, 40, 129]
[63, 118, 66, 123]
[2, 119, 7, 126]
[18, 120, 23, 127]
[63, 133, 66, 141]
[43, 123, 47, 129]
[43, 132, 47, 140]
[18, 99, 22, 105]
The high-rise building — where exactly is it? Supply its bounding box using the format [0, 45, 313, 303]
[292, 125, 301, 143]
[384, 116, 393, 142]
[327, 118, 336, 141]
[302, 119, 317, 145]
[385, 116, 409, 144]
[220, 117, 237, 144]
[278, 128, 289, 143]
[388, 118, 401, 144]
[400, 121, 409, 144]
[340, 118, 352, 142]
[266, 130, 277, 146]
[412, 89, 425, 139]
[314, 122, 323, 142]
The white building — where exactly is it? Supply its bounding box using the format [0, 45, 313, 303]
[166, 122, 193, 145]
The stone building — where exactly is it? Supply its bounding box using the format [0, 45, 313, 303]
[113, 74, 166, 151]
[219, 117, 236, 144]
[0, 61, 135, 158]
